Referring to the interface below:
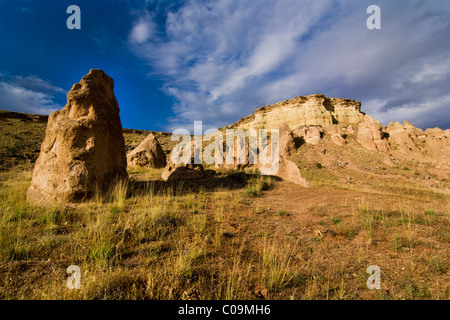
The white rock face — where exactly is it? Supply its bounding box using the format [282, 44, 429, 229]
[228, 94, 364, 131]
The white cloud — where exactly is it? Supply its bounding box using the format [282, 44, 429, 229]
[0, 74, 64, 115]
[12, 75, 65, 94]
[129, 0, 450, 130]
[130, 12, 156, 44]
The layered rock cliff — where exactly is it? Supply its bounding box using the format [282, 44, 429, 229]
[224, 94, 450, 173]
[226, 94, 364, 131]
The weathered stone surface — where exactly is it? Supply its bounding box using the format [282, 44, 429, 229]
[296, 126, 323, 145]
[279, 123, 296, 157]
[386, 121, 423, 157]
[383, 121, 450, 170]
[162, 141, 206, 181]
[162, 162, 206, 181]
[357, 115, 389, 152]
[424, 128, 450, 170]
[27, 69, 128, 205]
[329, 125, 347, 146]
[214, 138, 251, 171]
[259, 155, 310, 187]
[227, 94, 364, 131]
[127, 133, 166, 168]
[345, 125, 356, 135]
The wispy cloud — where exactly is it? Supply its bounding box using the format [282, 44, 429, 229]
[0, 74, 65, 115]
[128, 0, 450, 130]
[16, 7, 34, 14]
[129, 11, 157, 44]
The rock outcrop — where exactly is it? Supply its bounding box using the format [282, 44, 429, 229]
[279, 123, 296, 157]
[330, 125, 347, 146]
[227, 94, 364, 131]
[386, 121, 450, 170]
[27, 69, 128, 205]
[386, 121, 423, 157]
[162, 141, 206, 181]
[357, 115, 389, 153]
[424, 128, 450, 170]
[273, 157, 310, 187]
[258, 152, 310, 187]
[127, 133, 166, 168]
[296, 126, 323, 145]
[215, 137, 251, 171]
[269, 123, 309, 186]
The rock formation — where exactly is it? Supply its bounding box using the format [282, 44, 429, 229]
[270, 124, 309, 186]
[258, 146, 310, 187]
[386, 121, 423, 157]
[424, 128, 450, 170]
[162, 141, 206, 181]
[356, 115, 390, 153]
[386, 121, 450, 170]
[279, 122, 296, 157]
[296, 126, 323, 145]
[127, 133, 166, 168]
[215, 137, 251, 171]
[27, 69, 128, 205]
[271, 157, 310, 187]
[330, 125, 347, 146]
[227, 94, 364, 131]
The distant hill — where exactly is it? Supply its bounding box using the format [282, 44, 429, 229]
[0, 109, 174, 171]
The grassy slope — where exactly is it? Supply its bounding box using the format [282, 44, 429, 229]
[0, 110, 176, 171]
[0, 110, 448, 300]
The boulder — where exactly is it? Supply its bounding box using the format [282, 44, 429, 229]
[127, 133, 166, 168]
[162, 162, 207, 181]
[162, 140, 206, 181]
[259, 155, 310, 187]
[27, 69, 128, 205]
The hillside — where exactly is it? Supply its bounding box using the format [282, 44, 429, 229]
[0, 109, 176, 172]
[0, 101, 448, 300]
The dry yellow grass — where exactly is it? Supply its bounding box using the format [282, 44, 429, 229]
[0, 166, 448, 300]
[0, 111, 448, 300]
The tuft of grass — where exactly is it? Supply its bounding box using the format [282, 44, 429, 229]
[261, 242, 294, 292]
[372, 215, 383, 221]
[244, 175, 273, 197]
[332, 217, 342, 225]
[360, 206, 369, 214]
[276, 210, 288, 217]
[424, 210, 436, 216]
[110, 179, 129, 208]
[428, 257, 448, 274]
[245, 186, 260, 197]
[177, 243, 205, 278]
[89, 242, 116, 263]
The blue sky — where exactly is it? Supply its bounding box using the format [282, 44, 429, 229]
[1, 0, 450, 131]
